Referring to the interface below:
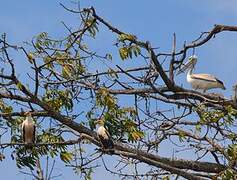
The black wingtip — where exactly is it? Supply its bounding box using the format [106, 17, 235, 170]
[107, 141, 114, 155]
[99, 137, 114, 154]
[216, 79, 226, 90]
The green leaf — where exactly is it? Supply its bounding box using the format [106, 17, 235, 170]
[27, 52, 34, 64]
[119, 33, 136, 42]
[119, 47, 129, 60]
[43, 56, 54, 68]
[16, 82, 23, 90]
[16, 156, 37, 170]
[178, 131, 186, 142]
[132, 45, 141, 56]
[195, 124, 201, 132]
[62, 63, 74, 78]
[60, 151, 73, 163]
[86, 19, 99, 37]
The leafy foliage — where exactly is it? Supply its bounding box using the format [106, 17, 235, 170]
[14, 129, 72, 169]
[220, 169, 236, 180]
[0, 99, 13, 114]
[92, 88, 144, 142]
[42, 89, 73, 111]
[118, 33, 141, 60]
[0, 3, 236, 180]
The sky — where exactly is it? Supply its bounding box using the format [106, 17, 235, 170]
[1, 0, 237, 179]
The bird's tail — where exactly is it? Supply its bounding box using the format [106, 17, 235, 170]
[99, 135, 115, 154]
[107, 139, 114, 148]
[25, 143, 34, 152]
[106, 139, 114, 154]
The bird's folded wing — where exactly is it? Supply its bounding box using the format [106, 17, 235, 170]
[105, 129, 111, 139]
[190, 74, 218, 82]
[22, 125, 25, 142]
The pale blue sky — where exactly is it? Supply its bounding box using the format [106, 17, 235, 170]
[1, 1, 237, 179]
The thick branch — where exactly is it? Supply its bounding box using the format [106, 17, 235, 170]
[33, 107, 225, 174]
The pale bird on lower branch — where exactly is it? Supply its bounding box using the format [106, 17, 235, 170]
[22, 112, 36, 148]
[177, 55, 226, 93]
[96, 119, 114, 154]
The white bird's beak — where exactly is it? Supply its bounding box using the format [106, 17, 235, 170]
[176, 56, 197, 75]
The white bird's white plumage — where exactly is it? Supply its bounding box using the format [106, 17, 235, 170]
[178, 56, 226, 92]
[97, 126, 109, 140]
[22, 112, 35, 145]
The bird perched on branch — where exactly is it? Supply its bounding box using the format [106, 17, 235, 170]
[96, 119, 114, 154]
[177, 55, 226, 93]
[22, 112, 36, 148]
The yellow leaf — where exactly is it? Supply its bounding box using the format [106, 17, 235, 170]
[119, 47, 128, 60]
[16, 82, 23, 90]
[27, 53, 34, 64]
[131, 131, 144, 141]
[119, 34, 136, 42]
[43, 56, 54, 68]
[60, 151, 73, 163]
[62, 64, 74, 77]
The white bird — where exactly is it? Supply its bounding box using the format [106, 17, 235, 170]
[22, 112, 36, 148]
[96, 119, 114, 154]
[177, 55, 226, 93]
